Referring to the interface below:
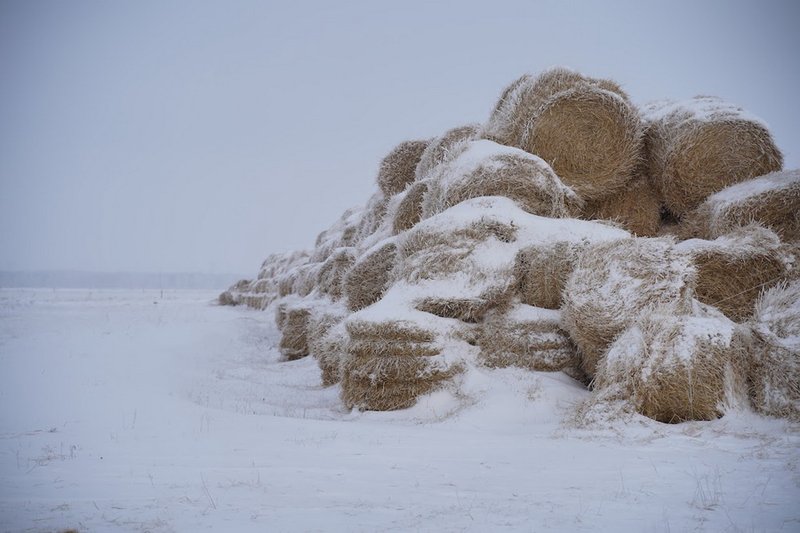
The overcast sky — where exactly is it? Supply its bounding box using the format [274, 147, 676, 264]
[1, 0, 798, 275]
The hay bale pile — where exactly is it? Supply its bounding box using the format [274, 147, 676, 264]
[222, 67, 798, 424]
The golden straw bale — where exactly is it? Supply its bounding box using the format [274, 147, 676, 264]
[514, 241, 587, 309]
[748, 281, 800, 420]
[316, 248, 356, 301]
[341, 371, 460, 411]
[677, 225, 787, 322]
[483, 68, 643, 201]
[679, 169, 800, 242]
[561, 236, 696, 378]
[278, 305, 312, 361]
[392, 180, 428, 235]
[644, 97, 784, 218]
[593, 305, 749, 423]
[416, 124, 479, 180]
[344, 241, 398, 311]
[477, 305, 579, 373]
[581, 175, 662, 237]
[422, 140, 583, 220]
[377, 139, 430, 196]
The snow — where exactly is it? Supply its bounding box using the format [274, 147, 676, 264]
[642, 96, 771, 128]
[702, 168, 800, 209]
[1, 289, 799, 532]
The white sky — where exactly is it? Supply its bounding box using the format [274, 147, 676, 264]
[1, 0, 798, 275]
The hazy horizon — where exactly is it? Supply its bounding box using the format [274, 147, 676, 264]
[2, 0, 798, 276]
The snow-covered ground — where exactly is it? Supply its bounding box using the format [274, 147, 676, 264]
[0, 289, 797, 532]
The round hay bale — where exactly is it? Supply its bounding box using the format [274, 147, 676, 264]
[353, 192, 390, 247]
[392, 180, 428, 235]
[677, 225, 788, 322]
[218, 290, 237, 306]
[514, 241, 587, 310]
[527, 86, 643, 201]
[581, 175, 662, 237]
[278, 304, 312, 361]
[477, 305, 579, 373]
[376, 139, 430, 196]
[483, 68, 642, 201]
[416, 124, 479, 180]
[644, 97, 784, 218]
[344, 241, 398, 312]
[679, 169, 800, 242]
[748, 280, 800, 420]
[422, 140, 584, 220]
[561, 236, 697, 378]
[316, 248, 357, 301]
[594, 304, 749, 423]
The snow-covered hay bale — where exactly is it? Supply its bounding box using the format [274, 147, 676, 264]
[562, 236, 696, 378]
[414, 294, 508, 323]
[422, 140, 583, 220]
[477, 305, 579, 373]
[376, 139, 430, 196]
[582, 175, 662, 237]
[278, 304, 312, 361]
[680, 169, 800, 242]
[218, 290, 236, 306]
[514, 241, 586, 309]
[748, 281, 800, 420]
[316, 248, 357, 301]
[678, 225, 787, 322]
[341, 317, 462, 410]
[277, 270, 298, 298]
[392, 180, 428, 235]
[344, 241, 398, 312]
[353, 192, 389, 245]
[314, 322, 349, 386]
[644, 97, 784, 218]
[594, 305, 749, 423]
[484, 68, 643, 202]
[415, 124, 478, 180]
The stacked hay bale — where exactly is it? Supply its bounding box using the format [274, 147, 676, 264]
[376, 139, 430, 196]
[643, 96, 784, 219]
[592, 303, 749, 423]
[680, 169, 800, 242]
[341, 315, 463, 410]
[477, 304, 579, 374]
[277, 297, 314, 361]
[421, 139, 584, 220]
[483, 67, 644, 204]
[392, 180, 429, 235]
[748, 281, 800, 420]
[343, 240, 398, 312]
[514, 241, 587, 309]
[416, 124, 479, 181]
[561, 236, 696, 379]
[677, 225, 788, 322]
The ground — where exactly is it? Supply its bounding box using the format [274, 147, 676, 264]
[0, 289, 797, 532]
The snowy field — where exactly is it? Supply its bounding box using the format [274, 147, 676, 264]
[0, 289, 798, 532]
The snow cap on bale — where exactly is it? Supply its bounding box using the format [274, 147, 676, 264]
[483, 67, 644, 202]
[748, 280, 800, 420]
[376, 139, 430, 196]
[561, 236, 697, 378]
[416, 124, 479, 181]
[643, 96, 783, 218]
[677, 224, 788, 322]
[477, 304, 580, 375]
[680, 169, 800, 242]
[593, 303, 750, 423]
[581, 174, 662, 237]
[344, 239, 398, 312]
[421, 139, 583, 221]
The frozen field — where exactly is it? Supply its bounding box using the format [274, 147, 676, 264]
[0, 289, 798, 532]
